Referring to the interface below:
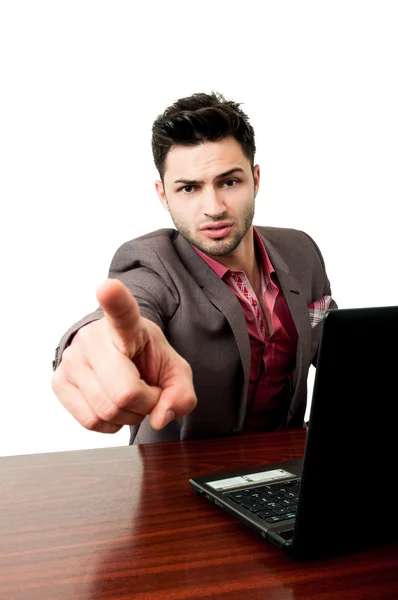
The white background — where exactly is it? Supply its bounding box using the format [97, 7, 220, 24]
[1, 1, 397, 456]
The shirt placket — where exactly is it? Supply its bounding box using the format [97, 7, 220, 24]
[232, 273, 266, 341]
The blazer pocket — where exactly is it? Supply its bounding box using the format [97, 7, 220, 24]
[308, 295, 332, 328]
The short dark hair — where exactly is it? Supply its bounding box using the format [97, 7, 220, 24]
[151, 92, 256, 180]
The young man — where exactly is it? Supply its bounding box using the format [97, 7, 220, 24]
[52, 92, 337, 444]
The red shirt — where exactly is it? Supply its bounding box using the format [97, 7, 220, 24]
[194, 228, 298, 431]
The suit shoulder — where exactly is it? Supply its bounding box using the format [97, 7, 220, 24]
[255, 225, 316, 248]
[255, 225, 327, 277]
[117, 228, 178, 252]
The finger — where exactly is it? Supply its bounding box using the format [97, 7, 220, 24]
[96, 279, 145, 357]
[52, 369, 123, 434]
[67, 357, 149, 427]
[81, 328, 162, 416]
[149, 369, 197, 430]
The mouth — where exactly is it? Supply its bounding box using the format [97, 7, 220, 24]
[200, 222, 234, 239]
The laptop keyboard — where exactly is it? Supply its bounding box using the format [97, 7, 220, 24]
[224, 478, 300, 524]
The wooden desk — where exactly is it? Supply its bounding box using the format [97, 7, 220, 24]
[1, 430, 397, 599]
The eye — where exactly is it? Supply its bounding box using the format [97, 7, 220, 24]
[223, 179, 239, 187]
[178, 185, 197, 194]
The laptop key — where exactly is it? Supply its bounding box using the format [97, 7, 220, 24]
[240, 499, 263, 512]
[248, 492, 263, 500]
[246, 487, 264, 494]
[257, 496, 272, 505]
[273, 506, 293, 515]
[262, 501, 282, 509]
[264, 515, 285, 523]
[257, 510, 277, 519]
[225, 492, 246, 503]
[280, 499, 297, 506]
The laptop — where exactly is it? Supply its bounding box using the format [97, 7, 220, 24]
[189, 306, 398, 559]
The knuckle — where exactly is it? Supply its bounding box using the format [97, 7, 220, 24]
[89, 389, 119, 422]
[51, 367, 65, 395]
[81, 413, 102, 431]
[181, 357, 193, 377]
[61, 346, 73, 365]
[113, 339, 130, 357]
[186, 393, 197, 413]
[113, 387, 139, 409]
[51, 372, 60, 394]
[98, 401, 120, 423]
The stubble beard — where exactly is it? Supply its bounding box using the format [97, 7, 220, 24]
[170, 200, 255, 257]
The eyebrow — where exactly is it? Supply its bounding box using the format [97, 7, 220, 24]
[173, 167, 245, 186]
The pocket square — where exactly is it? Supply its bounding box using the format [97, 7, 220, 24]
[308, 295, 333, 328]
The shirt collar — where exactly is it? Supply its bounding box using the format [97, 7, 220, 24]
[253, 227, 276, 282]
[193, 245, 230, 278]
[192, 227, 276, 280]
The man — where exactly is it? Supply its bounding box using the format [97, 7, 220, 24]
[52, 92, 337, 444]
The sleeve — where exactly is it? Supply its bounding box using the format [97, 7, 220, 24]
[52, 239, 179, 371]
[300, 231, 338, 367]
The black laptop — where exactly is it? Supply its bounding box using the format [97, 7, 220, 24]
[189, 306, 398, 559]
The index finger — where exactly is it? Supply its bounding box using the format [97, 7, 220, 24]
[96, 279, 144, 357]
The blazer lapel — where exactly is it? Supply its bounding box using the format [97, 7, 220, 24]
[200, 271, 251, 393]
[175, 234, 251, 422]
[261, 236, 312, 393]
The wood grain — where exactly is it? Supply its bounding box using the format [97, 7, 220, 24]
[1, 430, 397, 599]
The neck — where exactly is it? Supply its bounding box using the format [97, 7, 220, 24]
[213, 227, 259, 281]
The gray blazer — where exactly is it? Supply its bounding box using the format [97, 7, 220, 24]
[54, 226, 337, 444]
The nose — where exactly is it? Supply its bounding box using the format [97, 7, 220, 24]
[201, 187, 226, 218]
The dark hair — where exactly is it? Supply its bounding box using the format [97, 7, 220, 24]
[151, 91, 256, 180]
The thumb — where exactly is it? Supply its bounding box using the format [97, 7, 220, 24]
[96, 279, 145, 358]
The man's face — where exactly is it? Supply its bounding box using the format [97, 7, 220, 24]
[155, 136, 260, 257]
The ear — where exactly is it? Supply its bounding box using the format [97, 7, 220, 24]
[155, 180, 169, 211]
[253, 164, 260, 198]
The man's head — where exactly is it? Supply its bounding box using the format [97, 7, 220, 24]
[152, 92, 260, 258]
[152, 92, 256, 181]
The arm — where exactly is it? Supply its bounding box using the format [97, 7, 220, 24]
[53, 238, 179, 371]
[52, 279, 196, 433]
[52, 240, 196, 433]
